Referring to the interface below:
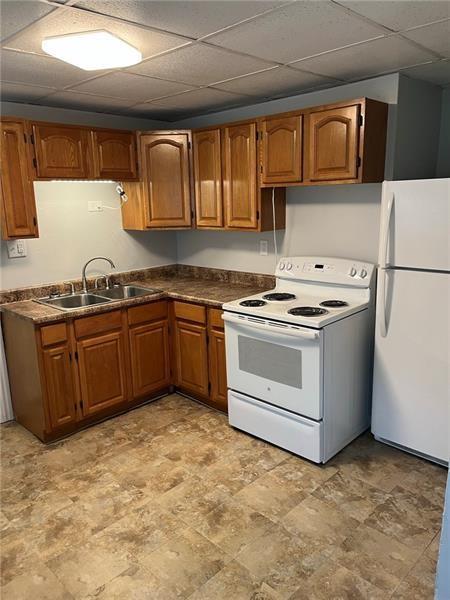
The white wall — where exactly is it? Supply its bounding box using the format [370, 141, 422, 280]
[0, 182, 177, 290]
[176, 184, 381, 274]
[0, 101, 169, 130]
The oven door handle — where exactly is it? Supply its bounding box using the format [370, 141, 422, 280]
[222, 312, 319, 340]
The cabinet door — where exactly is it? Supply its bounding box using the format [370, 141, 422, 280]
[174, 319, 209, 397]
[261, 115, 302, 184]
[42, 344, 77, 430]
[32, 124, 91, 178]
[307, 104, 360, 181]
[140, 133, 191, 228]
[92, 130, 138, 180]
[193, 129, 223, 228]
[77, 330, 128, 416]
[0, 120, 38, 239]
[208, 327, 228, 412]
[129, 320, 170, 398]
[223, 123, 258, 229]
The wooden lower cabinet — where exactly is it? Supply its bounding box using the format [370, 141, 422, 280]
[208, 309, 228, 412]
[77, 330, 128, 416]
[41, 343, 77, 429]
[174, 319, 209, 398]
[129, 320, 170, 398]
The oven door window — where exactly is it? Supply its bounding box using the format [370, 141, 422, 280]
[238, 335, 302, 389]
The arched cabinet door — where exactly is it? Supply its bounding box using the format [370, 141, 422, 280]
[92, 130, 138, 180]
[307, 104, 360, 182]
[260, 115, 302, 184]
[32, 124, 91, 178]
[223, 122, 258, 229]
[193, 129, 223, 228]
[140, 133, 192, 228]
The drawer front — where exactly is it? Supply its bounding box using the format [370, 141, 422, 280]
[74, 310, 122, 339]
[128, 301, 168, 326]
[40, 322, 68, 347]
[229, 390, 323, 463]
[173, 301, 206, 324]
[208, 308, 223, 330]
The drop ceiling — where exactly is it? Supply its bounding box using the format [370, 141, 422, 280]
[0, 0, 449, 122]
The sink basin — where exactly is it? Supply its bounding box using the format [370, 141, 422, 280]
[92, 285, 160, 300]
[38, 293, 112, 311]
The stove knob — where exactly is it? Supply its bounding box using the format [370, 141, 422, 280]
[349, 267, 357, 277]
[286, 263, 292, 271]
[360, 268, 368, 278]
[279, 263, 285, 270]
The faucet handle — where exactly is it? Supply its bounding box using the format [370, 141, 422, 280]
[63, 281, 75, 295]
[95, 275, 107, 289]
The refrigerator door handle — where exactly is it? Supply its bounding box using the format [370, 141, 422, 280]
[380, 192, 394, 269]
[379, 267, 388, 337]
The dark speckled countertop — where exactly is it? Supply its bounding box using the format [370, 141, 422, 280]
[0, 265, 274, 325]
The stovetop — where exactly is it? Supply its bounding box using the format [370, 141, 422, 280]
[222, 256, 375, 329]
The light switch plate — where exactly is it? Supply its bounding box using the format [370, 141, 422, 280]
[259, 240, 269, 256]
[7, 239, 27, 258]
[88, 200, 103, 212]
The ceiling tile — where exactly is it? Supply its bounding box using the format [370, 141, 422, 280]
[150, 87, 251, 112]
[70, 72, 196, 102]
[0, 81, 56, 102]
[205, 0, 387, 63]
[290, 35, 436, 81]
[213, 66, 338, 97]
[402, 20, 450, 58]
[336, 1, 450, 32]
[124, 103, 190, 121]
[127, 43, 275, 85]
[73, 0, 286, 39]
[400, 59, 450, 86]
[0, 1, 57, 43]
[34, 90, 136, 112]
[0, 49, 102, 88]
[3, 5, 191, 60]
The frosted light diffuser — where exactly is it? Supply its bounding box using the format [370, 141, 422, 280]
[41, 30, 142, 71]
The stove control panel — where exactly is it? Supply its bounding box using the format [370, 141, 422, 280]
[276, 257, 375, 287]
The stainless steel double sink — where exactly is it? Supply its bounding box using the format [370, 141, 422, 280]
[36, 285, 161, 312]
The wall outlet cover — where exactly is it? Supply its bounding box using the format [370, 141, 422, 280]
[88, 200, 103, 212]
[259, 240, 269, 256]
[7, 239, 27, 258]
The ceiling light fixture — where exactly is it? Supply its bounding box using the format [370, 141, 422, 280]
[41, 30, 142, 71]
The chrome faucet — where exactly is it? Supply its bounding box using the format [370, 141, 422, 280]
[82, 257, 116, 293]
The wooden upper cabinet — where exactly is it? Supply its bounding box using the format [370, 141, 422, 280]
[306, 104, 360, 182]
[140, 132, 192, 228]
[260, 114, 302, 185]
[91, 129, 138, 180]
[223, 123, 258, 229]
[193, 129, 223, 228]
[0, 119, 38, 239]
[32, 123, 91, 179]
[41, 343, 77, 430]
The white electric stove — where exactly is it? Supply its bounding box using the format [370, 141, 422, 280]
[223, 256, 376, 463]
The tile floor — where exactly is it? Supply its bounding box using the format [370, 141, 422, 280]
[0, 394, 446, 599]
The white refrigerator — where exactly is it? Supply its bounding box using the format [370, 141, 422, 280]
[372, 178, 450, 464]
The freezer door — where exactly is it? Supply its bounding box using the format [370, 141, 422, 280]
[379, 179, 450, 272]
[372, 268, 449, 462]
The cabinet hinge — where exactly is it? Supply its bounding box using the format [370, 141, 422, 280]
[256, 131, 259, 141]
[74, 351, 79, 361]
[23, 133, 27, 143]
[256, 210, 260, 220]
[208, 381, 211, 393]
[191, 209, 195, 221]
[260, 164, 263, 173]
[30, 134, 35, 144]
[69, 352, 72, 362]
[206, 334, 209, 345]
[32, 157, 37, 169]
[188, 141, 192, 149]
[33, 216, 37, 226]
[356, 156, 362, 168]
[79, 400, 83, 410]
[359, 115, 363, 127]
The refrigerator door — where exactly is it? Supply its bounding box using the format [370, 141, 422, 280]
[372, 267, 449, 463]
[379, 179, 450, 272]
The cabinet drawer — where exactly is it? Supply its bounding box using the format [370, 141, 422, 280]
[128, 301, 168, 326]
[208, 308, 224, 330]
[74, 310, 122, 339]
[173, 301, 206, 324]
[40, 323, 68, 347]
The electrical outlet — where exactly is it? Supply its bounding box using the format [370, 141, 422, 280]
[88, 200, 103, 212]
[7, 239, 27, 258]
[259, 240, 269, 256]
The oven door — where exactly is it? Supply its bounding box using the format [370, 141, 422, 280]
[223, 312, 323, 420]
